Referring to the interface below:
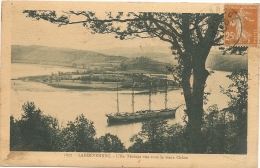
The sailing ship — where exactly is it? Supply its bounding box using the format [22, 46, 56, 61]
[105, 74, 181, 124]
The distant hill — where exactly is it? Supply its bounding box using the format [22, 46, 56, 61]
[206, 50, 248, 71]
[98, 47, 248, 71]
[97, 47, 176, 63]
[120, 56, 172, 74]
[12, 45, 247, 73]
[11, 45, 127, 67]
[11, 45, 172, 73]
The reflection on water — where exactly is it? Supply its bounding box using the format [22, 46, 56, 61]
[11, 63, 231, 147]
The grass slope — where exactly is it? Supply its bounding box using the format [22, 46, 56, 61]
[11, 45, 127, 66]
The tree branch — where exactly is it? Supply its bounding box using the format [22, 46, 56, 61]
[152, 32, 175, 44]
[195, 14, 204, 43]
[213, 35, 224, 45]
[167, 13, 182, 27]
[67, 18, 146, 25]
[147, 15, 183, 55]
[149, 14, 181, 38]
[201, 14, 224, 56]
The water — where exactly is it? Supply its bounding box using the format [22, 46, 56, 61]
[11, 63, 231, 147]
[11, 63, 77, 79]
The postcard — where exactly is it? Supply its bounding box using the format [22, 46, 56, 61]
[0, 2, 259, 167]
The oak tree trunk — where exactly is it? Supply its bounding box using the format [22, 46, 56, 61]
[185, 65, 209, 153]
[180, 13, 221, 153]
[181, 47, 210, 153]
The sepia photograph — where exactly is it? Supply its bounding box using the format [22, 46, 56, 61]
[1, 2, 259, 167]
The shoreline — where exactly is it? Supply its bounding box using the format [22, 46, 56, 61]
[12, 79, 180, 92]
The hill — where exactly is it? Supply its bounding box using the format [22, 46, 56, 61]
[206, 50, 248, 71]
[11, 45, 127, 67]
[98, 47, 248, 71]
[11, 45, 172, 74]
[12, 45, 247, 73]
[120, 56, 172, 74]
[97, 47, 176, 63]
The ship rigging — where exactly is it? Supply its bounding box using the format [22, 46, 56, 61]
[105, 73, 181, 124]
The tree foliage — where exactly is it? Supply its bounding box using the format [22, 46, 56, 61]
[95, 133, 126, 152]
[58, 114, 96, 152]
[221, 69, 248, 111]
[128, 119, 186, 153]
[200, 70, 248, 153]
[10, 102, 60, 151]
[220, 69, 248, 153]
[219, 46, 248, 55]
[10, 103, 125, 152]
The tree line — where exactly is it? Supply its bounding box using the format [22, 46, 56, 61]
[10, 103, 126, 152]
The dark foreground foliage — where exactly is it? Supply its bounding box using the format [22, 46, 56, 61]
[10, 102, 246, 153]
[10, 103, 126, 152]
[10, 102, 60, 151]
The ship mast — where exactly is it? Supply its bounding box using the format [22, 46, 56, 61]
[165, 74, 168, 109]
[116, 80, 119, 114]
[132, 73, 135, 113]
[149, 74, 152, 111]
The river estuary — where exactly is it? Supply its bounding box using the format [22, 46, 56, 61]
[11, 63, 231, 147]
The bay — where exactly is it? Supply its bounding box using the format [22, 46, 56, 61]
[11, 63, 231, 147]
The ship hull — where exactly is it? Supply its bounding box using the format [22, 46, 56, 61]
[106, 109, 176, 124]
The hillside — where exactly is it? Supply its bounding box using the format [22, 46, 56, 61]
[12, 45, 247, 73]
[97, 47, 176, 63]
[11, 45, 127, 67]
[120, 56, 172, 74]
[206, 50, 248, 71]
[11, 45, 172, 74]
[99, 47, 248, 71]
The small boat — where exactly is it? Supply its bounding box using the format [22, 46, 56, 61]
[105, 74, 181, 124]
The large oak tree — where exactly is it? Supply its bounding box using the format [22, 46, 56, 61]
[23, 10, 225, 153]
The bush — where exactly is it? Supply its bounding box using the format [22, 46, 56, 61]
[59, 114, 96, 152]
[128, 119, 186, 153]
[201, 104, 247, 154]
[10, 102, 60, 151]
[95, 133, 126, 152]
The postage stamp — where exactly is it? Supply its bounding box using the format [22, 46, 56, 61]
[224, 4, 258, 46]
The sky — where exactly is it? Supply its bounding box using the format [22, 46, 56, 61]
[11, 8, 171, 53]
